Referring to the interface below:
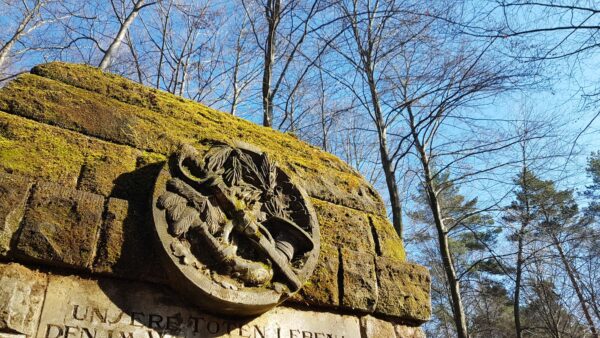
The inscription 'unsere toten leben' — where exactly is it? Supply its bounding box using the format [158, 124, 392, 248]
[35, 275, 360, 338]
[42, 304, 347, 338]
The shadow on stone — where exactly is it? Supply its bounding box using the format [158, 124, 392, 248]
[93, 162, 166, 284]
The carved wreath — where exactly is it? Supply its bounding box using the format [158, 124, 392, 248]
[156, 142, 317, 293]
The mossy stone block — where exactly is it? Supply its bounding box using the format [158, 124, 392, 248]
[370, 215, 405, 260]
[0, 74, 184, 153]
[0, 173, 32, 256]
[77, 145, 141, 198]
[16, 182, 104, 269]
[0, 111, 84, 186]
[313, 199, 375, 254]
[93, 198, 166, 284]
[92, 198, 127, 273]
[291, 244, 339, 308]
[341, 248, 378, 312]
[375, 257, 431, 322]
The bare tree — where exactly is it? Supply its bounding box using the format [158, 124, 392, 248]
[226, 16, 261, 116]
[330, 0, 418, 238]
[0, 0, 53, 74]
[98, 0, 156, 71]
[242, 0, 326, 127]
[388, 11, 532, 338]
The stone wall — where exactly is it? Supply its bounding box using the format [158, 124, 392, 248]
[0, 63, 430, 337]
[0, 262, 425, 338]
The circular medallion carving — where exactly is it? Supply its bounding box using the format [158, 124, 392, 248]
[151, 142, 320, 316]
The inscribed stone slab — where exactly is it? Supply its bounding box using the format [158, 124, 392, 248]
[37, 275, 360, 338]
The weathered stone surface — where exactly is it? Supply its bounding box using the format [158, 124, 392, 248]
[15, 182, 104, 269]
[77, 145, 140, 198]
[0, 111, 84, 187]
[291, 244, 339, 307]
[313, 199, 375, 254]
[370, 215, 405, 260]
[375, 258, 431, 322]
[0, 173, 31, 256]
[0, 62, 431, 324]
[92, 198, 126, 273]
[341, 248, 377, 312]
[0, 110, 165, 194]
[395, 325, 426, 338]
[4, 63, 387, 216]
[0, 333, 27, 338]
[93, 198, 165, 284]
[360, 315, 396, 338]
[37, 274, 361, 338]
[0, 263, 47, 336]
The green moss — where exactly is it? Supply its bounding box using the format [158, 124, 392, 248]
[291, 243, 339, 307]
[0, 111, 85, 185]
[25, 62, 386, 214]
[311, 198, 376, 254]
[370, 215, 406, 261]
[0, 110, 166, 198]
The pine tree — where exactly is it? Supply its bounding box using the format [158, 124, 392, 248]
[505, 169, 598, 337]
[503, 168, 550, 338]
[409, 171, 501, 336]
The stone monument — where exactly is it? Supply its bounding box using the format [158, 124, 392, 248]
[0, 62, 430, 338]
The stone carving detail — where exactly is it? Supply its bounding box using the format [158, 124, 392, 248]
[152, 142, 320, 315]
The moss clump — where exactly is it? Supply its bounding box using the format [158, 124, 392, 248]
[370, 215, 406, 261]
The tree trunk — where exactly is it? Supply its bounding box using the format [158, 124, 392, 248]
[410, 112, 469, 338]
[364, 67, 403, 238]
[318, 69, 328, 151]
[261, 0, 280, 127]
[155, 2, 171, 89]
[99, 0, 147, 71]
[230, 21, 246, 116]
[551, 234, 599, 338]
[514, 233, 524, 338]
[514, 165, 529, 338]
[125, 32, 143, 84]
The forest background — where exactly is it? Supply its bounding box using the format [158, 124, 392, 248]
[1, 0, 599, 337]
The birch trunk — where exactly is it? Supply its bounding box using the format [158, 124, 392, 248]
[99, 0, 148, 71]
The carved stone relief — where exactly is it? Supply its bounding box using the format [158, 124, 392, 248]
[152, 142, 320, 316]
